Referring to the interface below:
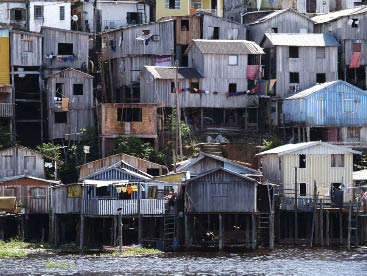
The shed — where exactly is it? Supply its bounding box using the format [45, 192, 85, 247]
[185, 168, 258, 213]
[10, 30, 43, 67]
[46, 68, 94, 141]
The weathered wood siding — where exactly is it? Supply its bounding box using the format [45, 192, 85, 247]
[42, 28, 89, 71]
[78, 152, 166, 179]
[52, 186, 81, 214]
[248, 11, 314, 45]
[186, 170, 257, 213]
[273, 46, 338, 98]
[101, 20, 175, 60]
[10, 31, 42, 67]
[297, 0, 330, 13]
[202, 14, 246, 40]
[47, 70, 94, 140]
[176, 16, 201, 45]
[0, 147, 45, 178]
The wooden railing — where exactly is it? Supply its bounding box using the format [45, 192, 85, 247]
[82, 199, 167, 216]
[0, 103, 14, 117]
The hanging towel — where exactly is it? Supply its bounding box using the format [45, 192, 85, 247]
[247, 65, 259, 80]
[349, 52, 362, 68]
[269, 79, 277, 90]
[61, 97, 69, 111]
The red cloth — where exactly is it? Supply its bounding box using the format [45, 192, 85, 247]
[246, 65, 259, 80]
[349, 52, 362, 68]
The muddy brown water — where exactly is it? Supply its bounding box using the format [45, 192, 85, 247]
[0, 247, 366, 275]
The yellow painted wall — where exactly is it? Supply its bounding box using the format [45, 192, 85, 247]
[281, 153, 354, 202]
[156, 0, 190, 20]
[154, 172, 186, 183]
[0, 29, 10, 85]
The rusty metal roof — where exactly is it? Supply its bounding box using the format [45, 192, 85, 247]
[264, 33, 339, 47]
[312, 7, 367, 24]
[188, 39, 264, 55]
[143, 66, 202, 80]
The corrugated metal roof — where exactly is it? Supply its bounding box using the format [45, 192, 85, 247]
[312, 7, 367, 24]
[185, 167, 258, 184]
[257, 141, 361, 156]
[0, 175, 60, 184]
[353, 170, 367, 181]
[46, 68, 94, 79]
[264, 33, 339, 47]
[189, 39, 264, 55]
[285, 81, 339, 99]
[247, 8, 313, 26]
[143, 66, 202, 80]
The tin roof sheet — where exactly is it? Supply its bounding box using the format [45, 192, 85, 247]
[312, 7, 367, 24]
[264, 33, 339, 47]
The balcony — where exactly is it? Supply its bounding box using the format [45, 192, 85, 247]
[0, 103, 14, 117]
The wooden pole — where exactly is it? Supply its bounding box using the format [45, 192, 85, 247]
[251, 212, 256, 250]
[310, 181, 317, 247]
[174, 60, 183, 161]
[79, 215, 84, 253]
[245, 215, 250, 249]
[184, 214, 190, 250]
[294, 167, 298, 246]
[339, 208, 343, 246]
[326, 210, 330, 247]
[118, 212, 122, 252]
[218, 214, 223, 251]
[138, 183, 142, 245]
[320, 200, 324, 247]
[348, 201, 352, 250]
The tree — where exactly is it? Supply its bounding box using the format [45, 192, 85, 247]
[0, 126, 15, 150]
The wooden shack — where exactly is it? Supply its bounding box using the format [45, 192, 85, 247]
[41, 27, 89, 75]
[261, 33, 339, 99]
[98, 103, 159, 156]
[0, 145, 48, 179]
[257, 141, 361, 208]
[283, 80, 367, 148]
[46, 68, 94, 141]
[246, 9, 315, 45]
[0, 175, 58, 214]
[313, 7, 367, 89]
[77, 152, 168, 179]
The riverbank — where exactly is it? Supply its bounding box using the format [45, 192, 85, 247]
[0, 239, 161, 258]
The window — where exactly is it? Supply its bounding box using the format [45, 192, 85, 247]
[73, 84, 83, 95]
[181, 20, 189, 31]
[127, 12, 142, 25]
[147, 168, 160, 176]
[347, 127, 361, 141]
[56, 83, 64, 98]
[191, 0, 202, 9]
[228, 55, 238, 65]
[289, 46, 299, 58]
[331, 154, 345, 167]
[271, 27, 278, 33]
[299, 183, 306, 196]
[3, 155, 12, 170]
[353, 43, 361, 52]
[30, 187, 46, 198]
[229, 83, 237, 93]
[166, 0, 180, 9]
[316, 47, 325, 58]
[117, 108, 142, 122]
[316, 73, 326, 83]
[352, 19, 359, 28]
[213, 27, 220, 39]
[290, 72, 299, 83]
[24, 156, 36, 170]
[55, 112, 67, 123]
[58, 43, 73, 55]
[34, 5, 43, 19]
[59, 6, 65, 20]
[96, 186, 111, 197]
[4, 187, 16, 197]
[171, 82, 175, 93]
[190, 82, 199, 93]
[248, 54, 258, 65]
[299, 154, 306, 168]
[10, 8, 25, 21]
[21, 40, 33, 53]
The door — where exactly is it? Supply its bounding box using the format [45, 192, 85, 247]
[331, 183, 343, 207]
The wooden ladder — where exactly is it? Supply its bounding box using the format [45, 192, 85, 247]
[162, 215, 176, 251]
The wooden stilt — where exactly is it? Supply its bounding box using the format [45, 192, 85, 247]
[251, 212, 256, 250]
[218, 214, 223, 251]
[326, 210, 330, 247]
[320, 202, 324, 247]
[339, 208, 343, 246]
[184, 214, 190, 250]
[245, 215, 250, 249]
[113, 216, 117, 246]
[80, 215, 85, 253]
[118, 213, 122, 252]
[348, 202, 352, 250]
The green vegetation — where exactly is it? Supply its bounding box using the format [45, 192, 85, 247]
[0, 238, 51, 258]
[45, 260, 74, 269]
[109, 248, 161, 257]
[0, 126, 15, 151]
[261, 136, 282, 152]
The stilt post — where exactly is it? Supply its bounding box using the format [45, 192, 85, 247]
[251, 211, 256, 250]
[348, 201, 352, 250]
[294, 167, 298, 246]
[339, 208, 343, 246]
[218, 214, 223, 251]
[326, 210, 330, 247]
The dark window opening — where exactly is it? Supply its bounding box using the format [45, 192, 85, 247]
[353, 43, 361, 52]
[60, 6, 65, 20]
[56, 83, 64, 98]
[306, 0, 316, 13]
[289, 46, 299, 58]
[58, 43, 73, 55]
[248, 79, 256, 90]
[299, 154, 306, 168]
[73, 84, 83, 95]
[127, 12, 143, 24]
[228, 83, 237, 93]
[213, 27, 219, 39]
[190, 82, 199, 93]
[169, 0, 176, 9]
[352, 19, 359, 28]
[248, 108, 258, 124]
[290, 72, 299, 83]
[181, 20, 189, 31]
[34, 5, 43, 19]
[12, 9, 24, 20]
[316, 73, 326, 83]
[331, 154, 345, 167]
[300, 183, 306, 196]
[117, 107, 142, 122]
[248, 54, 258, 65]
[271, 27, 278, 33]
[147, 168, 160, 176]
[171, 82, 175, 93]
[96, 186, 111, 197]
[55, 112, 67, 124]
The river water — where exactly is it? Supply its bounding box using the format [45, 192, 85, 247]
[0, 247, 366, 276]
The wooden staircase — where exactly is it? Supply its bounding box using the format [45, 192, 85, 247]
[162, 215, 176, 251]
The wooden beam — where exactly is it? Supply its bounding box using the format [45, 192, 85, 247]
[326, 210, 330, 247]
[251, 212, 256, 250]
[218, 214, 223, 251]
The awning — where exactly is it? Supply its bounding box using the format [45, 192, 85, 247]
[349, 52, 362, 68]
[83, 180, 129, 187]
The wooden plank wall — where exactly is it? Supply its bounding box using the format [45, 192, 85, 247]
[202, 14, 247, 40]
[47, 70, 94, 140]
[10, 31, 43, 67]
[176, 16, 201, 45]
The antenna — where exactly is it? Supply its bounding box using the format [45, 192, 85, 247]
[72, 15, 79, 22]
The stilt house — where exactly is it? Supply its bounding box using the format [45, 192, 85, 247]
[283, 80, 367, 148]
[46, 68, 94, 142]
[257, 141, 361, 209]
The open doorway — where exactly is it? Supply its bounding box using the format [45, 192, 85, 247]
[331, 183, 343, 207]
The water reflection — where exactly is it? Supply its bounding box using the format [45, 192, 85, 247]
[0, 248, 367, 276]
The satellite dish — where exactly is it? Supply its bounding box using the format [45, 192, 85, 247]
[72, 15, 79, 22]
